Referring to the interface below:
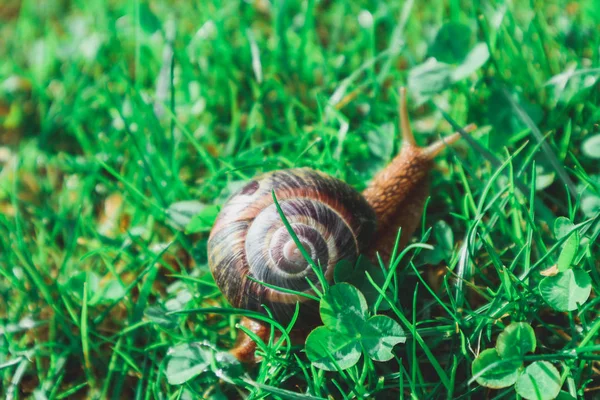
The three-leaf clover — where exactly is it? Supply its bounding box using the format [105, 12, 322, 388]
[473, 322, 564, 398]
[305, 283, 405, 371]
[472, 322, 536, 389]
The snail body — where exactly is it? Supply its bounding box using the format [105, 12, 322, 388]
[207, 88, 475, 362]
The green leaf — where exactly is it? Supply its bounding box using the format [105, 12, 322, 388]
[496, 322, 536, 359]
[535, 164, 556, 191]
[471, 348, 521, 389]
[515, 361, 561, 400]
[320, 283, 367, 335]
[333, 256, 391, 310]
[212, 351, 243, 384]
[333, 259, 355, 284]
[185, 205, 220, 233]
[305, 326, 361, 371]
[578, 175, 600, 218]
[555, 391, 577, 400]
[556, 231, 579, 272]
[165, 343, 212, 385]
[67, 271, 100, 301]
[165, 342, 240, 385]
[408, 58, 453, 101]
[366, 122, 395, 160]
[166, 200, 209, 231]
[429, 22, 472, 64]
[451, 43, 490, 82]
[361, 315, 406, 362]
[553, 217, 575, 239]
[101, 280, 126, 300]
[145, 305, 178, 329]
[539, 269, 592, 311]
[89, 279, 126, 305]
[581, 134, 600, 159]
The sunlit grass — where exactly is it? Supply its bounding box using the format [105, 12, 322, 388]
[0, 0, 599, 398]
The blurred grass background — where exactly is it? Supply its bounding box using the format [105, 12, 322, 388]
[0, 0, 599, 398]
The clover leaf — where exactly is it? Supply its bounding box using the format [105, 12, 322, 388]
[165, 342, 242, 385]
[165, 343, 212, 385]
[305, 327, 361, 371]
[184, 204, 220, 233]
[474, 322, 565, 398]
[553, 217, 575, 239]
[496, 322, 536, 359]
[539, 268, 592, 311]
[556, 230, 579, 272]
[361, 315, 406, 362]
[408, 22, 489, 103]
[472, 348, 521, 389]
[582, 134, 600, 159]
[473, 322, 539, 390]
[515, 361, 562, 400]
[306, 283, 405, 370]
[320, 283, 367, 335]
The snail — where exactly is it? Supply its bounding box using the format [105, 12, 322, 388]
[207, 88, 475, 362]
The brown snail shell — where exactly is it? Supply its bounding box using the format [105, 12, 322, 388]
[207, 168, 377, 322]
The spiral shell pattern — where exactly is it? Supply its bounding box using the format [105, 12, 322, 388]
[207, 168, 377, 321]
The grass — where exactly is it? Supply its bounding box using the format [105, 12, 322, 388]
[1, 0, 599, 398]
